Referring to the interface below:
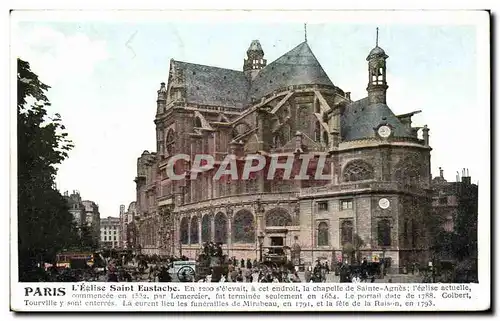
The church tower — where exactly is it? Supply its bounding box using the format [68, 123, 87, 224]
[243, 40, 266, 80]
[366, 28, 389, 104]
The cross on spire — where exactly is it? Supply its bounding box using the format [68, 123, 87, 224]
[376, 27, 379, 47]
[304, 23, 308, 42]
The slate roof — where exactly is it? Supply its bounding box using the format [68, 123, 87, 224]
[249, 42, 334, 101]
[171, 60, 250, 109]
[169, 41, 335, 109]
[341, 97, 413, 141]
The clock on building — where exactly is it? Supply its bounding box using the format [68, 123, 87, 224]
[377, 125, 391, 138]
[378, 198, 390, 209]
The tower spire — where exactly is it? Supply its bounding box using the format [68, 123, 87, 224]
[304, 23, 308, 42]
[376, 27, 379, 47]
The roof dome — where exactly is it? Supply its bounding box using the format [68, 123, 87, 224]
[366, 46, 388, 60]
[247, 40, 264, 54]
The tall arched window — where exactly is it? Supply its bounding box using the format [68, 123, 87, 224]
[377, 219, 391, 247]
[282, 124, 291, 143]
[265, 208, 292, 227]
[165, 129, 175, 156]
[343, 160, 375, 182]
[190, 216, 199, 245]
[233, 210, 255, 243]
[180, 217, 189, 245]
[323, 130, 329, 146]
[341, 220, 353, 246]
[314, 121, 321, 142]
[317, 222, 329, 246]
[273, 135, 282, 148]
[214, 212, 228, 244]
[201, 214, 212, 243]
[194, 117, 202, 128]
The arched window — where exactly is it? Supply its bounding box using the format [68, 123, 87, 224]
[282, 124, 291, 143]
[165, 129, 175, 156]
[265, 208, 292, 227]
[194, 117, 202, 128]
[323, 130, 329, 146]
[201, 214, 212, 243]
[377, 219, 391, 247]
[343, 160, 374, 182]
[317, 222, 329, 246]
[190, 216, 199, 245]
[180, 217, 189, 245]
[233, 210, 255, 243]
[341, 220, 353, 246]
[214, 212, 228, 244]
[273, 135, 282, 148]
[314, 121, 321, 142]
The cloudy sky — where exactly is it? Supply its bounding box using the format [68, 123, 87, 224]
[11, 11, 489, 218]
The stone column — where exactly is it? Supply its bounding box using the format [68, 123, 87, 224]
[226, 208, 233, 254]
[198, 216, 202, 245]
[422, 125, 430, 147]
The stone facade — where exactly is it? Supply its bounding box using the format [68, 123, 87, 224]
[134, 38, 434, 270]
[119, 202, 138, 249]
[100, 216, 121, 249]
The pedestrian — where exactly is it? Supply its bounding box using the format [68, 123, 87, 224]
[240, 259, 245, 268]
[304, 266, 312, 283]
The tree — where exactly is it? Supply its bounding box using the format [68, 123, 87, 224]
[17, 58, 77, 280]
[78, 225, 98, 251]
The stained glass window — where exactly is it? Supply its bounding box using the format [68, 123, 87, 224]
[201, 214, 212, 243]
[341, 220, 353, 246]
[165, 129, 175, 156]
[378, 219, 391, 247]
[343, 160, 374, 182]
[317, 222, 329, 246]
[233, 210, 255, 243]
[180, 217, 189, 244]
[190, 216, 199, 244]
[265, 209, 292, 227]
[214, 212, 228, 244]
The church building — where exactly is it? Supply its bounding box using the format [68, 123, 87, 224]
[134, 31, 433, 271]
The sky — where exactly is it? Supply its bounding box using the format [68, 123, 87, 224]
[11, 11, 489, 218]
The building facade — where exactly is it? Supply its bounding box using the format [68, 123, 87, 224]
[64, 190, 86, 230]
[431, 168, 478, 261]
[135, 37, 434, 270]
[100, 216, 121, 249]
[119, 202, 138, 249]
[82, 200, 101, 248]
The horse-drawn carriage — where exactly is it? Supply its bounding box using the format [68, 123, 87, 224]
[176, 242, 229, 282]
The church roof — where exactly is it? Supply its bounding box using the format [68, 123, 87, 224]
[341, 97, 413, 141]
[249, 42, 334, 101]
[169, 41, 335, 109]
[171, 60, 250, 109]
[248, 40, 264, 53]
[366, 46, 388, 60]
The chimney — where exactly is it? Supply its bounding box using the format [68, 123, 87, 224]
[422, 125, 430, 147]
[345, 92, 351, 100]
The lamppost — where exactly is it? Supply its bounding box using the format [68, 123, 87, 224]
[258, 232, 265, 263]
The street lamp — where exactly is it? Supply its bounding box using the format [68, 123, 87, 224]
[258, 232, 265, 263]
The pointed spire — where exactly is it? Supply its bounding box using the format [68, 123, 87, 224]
[157, 82, 167, 101]
[304, 23, 308, 42]
[376, 27, 379, 47]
